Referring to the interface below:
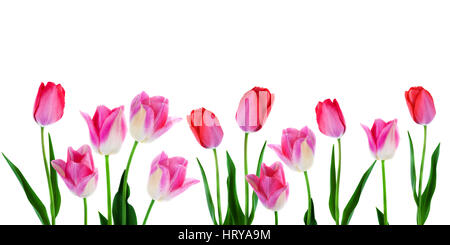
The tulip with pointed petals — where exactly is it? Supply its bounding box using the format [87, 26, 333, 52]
[361, 119, 399, 160]
[33, 82, 65, 126]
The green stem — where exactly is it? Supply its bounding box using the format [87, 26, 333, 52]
[142, 200, 156, 225]
[417, 125, 427, 225]
[274, 211, 278, 225]
[122, 140, 139, 225]
[304, 171, 312, 225]
[244, 132, 249, 225]
[335, 138, 342, 225]
[105, 155, 112, 225]
[83, 198, 88, 225]
[41, 127, 55, 225]
[213, 148, 222, 225]
[381, 160, 388, 225]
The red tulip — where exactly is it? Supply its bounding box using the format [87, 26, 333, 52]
[187, 108, 224, 149]
[236, 87, 275, 133]
[33, 82, 65, 126]
[315, 99, 346, 138]
[405, 86, 436, 125]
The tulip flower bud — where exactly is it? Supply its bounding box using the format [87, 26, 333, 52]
[129, 92, 181, 143]
[147, 152, 199, 201]
[361, 119, 400, 160]
[236, 87, 275, 133]
[315, 99, 346, 138]
[269, 126, 316, 172]
[81, 105, 127, 155]
[405, 86, 436, 125]
[246, 162, 289, 211]
[51, 145, 98, 198]
[187, 108, 224, 149]
[33, 82, 65, 126]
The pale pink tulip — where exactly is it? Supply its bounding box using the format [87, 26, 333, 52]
[361, 119, 400, 160]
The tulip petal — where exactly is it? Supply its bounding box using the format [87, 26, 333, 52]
[414, 89, 436, 125]
[81, 111, 100, 150]
[361, 123, 377, 158]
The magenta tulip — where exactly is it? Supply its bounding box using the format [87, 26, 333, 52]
[147, 152, 199, 201]
[315, 99, 346, 138]
[269, 126, 316, 172]
[81, 105, 127, 155]
[246, 162, 289, 211]
[361, 119, 400, 160]
[51, 145, 98, 198]
[33, 82, 65, 126]
[236, 87, 275, 133]
[187, 108, 224, 149]
[405, 86, 436, 125]
[129, 92, 181, 143]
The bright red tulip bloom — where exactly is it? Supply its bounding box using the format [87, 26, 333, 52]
[81, 105, 127, 155]
[147, 152, 199, 201]
[129, 92, 181, 143]
[33, 82, 65, 126]
[246, 162, 289, 211]
[236, 87, 275, 133]
[269, 126, 316, 172]
[315, 99, 346, 138]
[405, 86, 436, 125]
[187, 108, 224, 149]
[51, 145, 98, 198]
[361, 119, 400, 160]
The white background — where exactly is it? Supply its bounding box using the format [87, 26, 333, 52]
[0, 1, 449, 225]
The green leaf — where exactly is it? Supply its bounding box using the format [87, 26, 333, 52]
[2, 153, 50, 225]
[98, 211, 108, 225]
[408, 131, 418, 206]
[48, 133, 61, 217]
[197, 158, 218, 225]
[341, 161, 376, 225]
[248, 141, 266, 224]
[112, 170, 138, 225]
[328, 145, 337, 222]
[418, 143, 440, 225]
[223, 152, 246, 225]
[376, 208, 389, 225]
[303, 198, 317, 225]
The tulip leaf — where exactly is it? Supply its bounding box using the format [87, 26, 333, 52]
[48, 133, 61, 218]
[223, 152, 246, 225]
[341, 161, 376, 225]
[112, 170, 138, 225]
[98, 211, 108, 225]
[376, 208, 389, 225]
[328, 145, 337, 222]
[2, 153, 50, 225]
[248, 141, 267, 224]
[303, 198, 317, 225]
[197, 158, 218, 225]
[408, 131, 418, 206]
[418, 143, 440, 225]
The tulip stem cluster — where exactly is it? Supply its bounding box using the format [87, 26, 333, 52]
[381, 160, 388, 225]
[105, 155, 112, 225]
[143, 200, 156, 225]
[83, 198, 88, 225]
[122, 140, 139, 224]
[304, 171, 312, 225]
[417, 125, 427, 224]
[213, 148, 223, 225]
[40, 127, 56, 225]
[335, 138, 342, 225]
[244, 132, 250, 225]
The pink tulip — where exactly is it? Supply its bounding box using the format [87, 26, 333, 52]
[315, 99, 346, 138]
[51, 145, 98, 198]
[246, 162, 289, 211]
[147, 152, 199, 201]
[187, 108, 224, 149]
[269, 127, 316, 172]
[236, 87, 275, 133]
[33, 82, 65, 126]
[361, 119, 400, 160]
[81, 105, 127, 155]
[405, 86, 436, 125]
[129, 92, 181, 143]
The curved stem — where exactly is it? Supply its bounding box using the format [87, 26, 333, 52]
[304, 171, 312, 225]
[335, 138, 342, 225]
[244, 133, 249, 225]
[105, 155, 112, 225]
[142, 200, 156, 225]
[122, 140, 139, 225]
[41, 127, 55, 225]
[381, 160, 388, 225]
[83, 198, 88, 225]
[274, 211, 278, 225]
[417, 125, 427, 225]
[213, 148, 222, 225]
